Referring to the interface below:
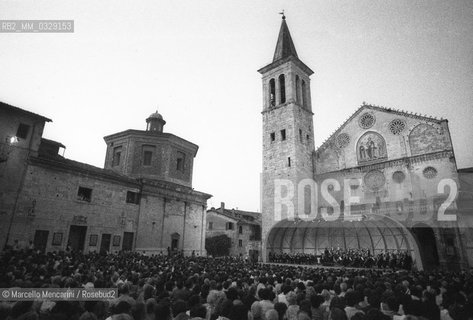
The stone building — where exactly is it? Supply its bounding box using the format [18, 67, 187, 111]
[260, 16, 470, 270]
[0, 102, 211, 255]
[457, 168, 473, 267]
[206, 203, 261, 260]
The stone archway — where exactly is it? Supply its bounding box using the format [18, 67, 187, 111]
[265, 214, 424, 270]
[410, 225, 440, 269]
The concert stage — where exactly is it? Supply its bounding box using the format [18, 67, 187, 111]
[265, 262, 394, 272]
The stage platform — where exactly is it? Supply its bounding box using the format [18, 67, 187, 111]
[265, 262, 392, 271]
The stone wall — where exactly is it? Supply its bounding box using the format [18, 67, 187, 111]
[4, 157, 208, 256]
[8, 161, 140, 252]
[135, 195, 207, 256]
[0, 106, 47, 249]
[206, 211, 261, 258]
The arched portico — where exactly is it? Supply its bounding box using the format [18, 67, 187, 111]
[265, 214, 424, 270]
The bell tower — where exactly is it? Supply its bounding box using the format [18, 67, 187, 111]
[259, 15, 315, 261]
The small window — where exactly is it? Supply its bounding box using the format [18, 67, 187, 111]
[281, 129, 286, 141]
[16, 123, 30, 139]
[251, 225, 261, 241]
[238, 239, 243, 247]
[113, 235, 121, 247]
[143, 151, 153, 166]
[77, 187, 92, 202]
[226, 222, 234, 230]
[301, 80, 307, 108]
[89, 234, 98, 246]
[269, 78, 276, 107]
[239, 225, 243, 234]
[279, 74, 286, 104]
[112, 146, 122, 166]
[288, 157, 291, 167]
[270, 132, 275, 142]
[306, 134, 310, 141]
[52, 232, 63, 246]
[299, 129, 303, 142]
[126, 191, 140, 204]
[176, 151, 186, 172]
[208, 222, 213, 230]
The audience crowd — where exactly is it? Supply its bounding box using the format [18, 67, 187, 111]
[0, 248, 472, 320]
[268, 249, 413, 270]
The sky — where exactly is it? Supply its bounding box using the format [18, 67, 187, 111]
[1, 0, 472, 212]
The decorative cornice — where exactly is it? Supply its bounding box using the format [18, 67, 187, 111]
[316, 150, 454, 176]
[29, 156, 140, 187]
[261, 100, 314, 115]
[103, 130, 199, 156]
[258, 55, 314, 76]
[141, 178, 211, 205]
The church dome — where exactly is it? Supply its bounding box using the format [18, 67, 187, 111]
[146, 110, 166, 133]
[147, 111, 164, 121]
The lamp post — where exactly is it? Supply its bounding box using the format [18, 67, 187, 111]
[0, 136, 18, 163]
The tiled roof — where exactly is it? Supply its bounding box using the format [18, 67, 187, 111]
[208, 207, 261, 224]
[30, 155, 139, 186]
[0, 101, 52, 122]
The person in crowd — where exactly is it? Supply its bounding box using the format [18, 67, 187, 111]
[190, 305, 208, 320]
[344, 292, 364, 320]
[286, 292, 300, 320]
[257, 288, 274, 320]
[0, 248, 472, 320]
[172, 300, 190, 320]
[273, 303, 287, 320]
[155, 302, 171, 320]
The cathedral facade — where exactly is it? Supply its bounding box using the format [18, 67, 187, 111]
[260, 17, 470, 270]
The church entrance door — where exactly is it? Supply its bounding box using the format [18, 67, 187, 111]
[411, 226, 439, 269]
[122, 232, 134, 251]
[68, 225, 87, 252]
[34, 230, 49, 252]
[100, 233, 111, 253]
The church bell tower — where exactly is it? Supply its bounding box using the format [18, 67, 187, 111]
[259, 15, 316, 261]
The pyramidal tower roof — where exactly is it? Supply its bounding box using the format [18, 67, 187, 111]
[273, 16, 298, 62]
[258, 15, 313, 76]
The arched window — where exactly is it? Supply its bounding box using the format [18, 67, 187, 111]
[301, 80, 306, 109]
[279, 74, 286, 104]
[171, 233, 180, 251]
[408, 123, 448, 156]
[356, 131, 387, 164]
[269, 78, 276, 107]
[295, 75, 301, 103]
